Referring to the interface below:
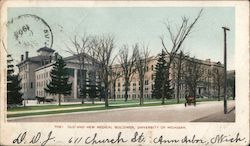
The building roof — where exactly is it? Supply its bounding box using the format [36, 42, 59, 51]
[37, 47, 55, 53]
[16, 56, 43, 67]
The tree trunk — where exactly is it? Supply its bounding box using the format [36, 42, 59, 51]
[92, 98, 95, 104]
[139, 79, 144, 106]
[124, 77, 129, 102]
[193, 88, 196, 103]
[113, 81, 116, 101]
[176, 53, 182, 104]
[104, 84, 109, 107]
[161, 81, 165, 105]
[218, 86, 220, 101]
[58, 94, 61, 106]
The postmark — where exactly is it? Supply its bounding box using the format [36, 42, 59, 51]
[7, 14, 53, 50]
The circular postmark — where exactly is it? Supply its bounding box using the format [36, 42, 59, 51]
[7, 14, 53, 50]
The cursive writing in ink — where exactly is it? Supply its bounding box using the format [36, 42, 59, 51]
[210, 133, 246, 144]
[12, 131, 55, 146]
[85, 132, 127, 144]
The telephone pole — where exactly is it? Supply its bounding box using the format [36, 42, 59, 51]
[222, 26, 230, 114]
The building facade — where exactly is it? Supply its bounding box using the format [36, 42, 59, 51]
[111, 55, 224, 100]
[17, 47, 99, 101]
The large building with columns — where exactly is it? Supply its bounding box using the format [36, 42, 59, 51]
[17, 47, 97, 101]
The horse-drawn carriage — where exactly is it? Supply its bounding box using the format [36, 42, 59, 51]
[35, 96, 55, 104]
[184, 96, 196, 107]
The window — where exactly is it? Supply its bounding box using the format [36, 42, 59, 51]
[151, 74, 154, 80]
[151, 65, 154, 71]
[145, 80, 149, 85]
[133, 83, 136, 86]
[30, 82, 33, 89]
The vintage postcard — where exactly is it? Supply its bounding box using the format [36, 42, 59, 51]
[0, 0, 249, 145]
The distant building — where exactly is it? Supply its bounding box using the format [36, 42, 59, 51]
[111, 55, 224, 100]
[17, 47, 98, 101]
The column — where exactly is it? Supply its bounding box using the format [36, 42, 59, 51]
[74, 69, 78, 99]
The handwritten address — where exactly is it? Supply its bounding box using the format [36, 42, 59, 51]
[12, 131, 246, 146]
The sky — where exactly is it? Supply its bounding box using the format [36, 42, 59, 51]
[7, 7, 235, 70]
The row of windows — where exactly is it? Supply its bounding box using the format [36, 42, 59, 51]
[114, 65, 155, 77]
[19, 64, 28, 72]
[20, 73, 28, 80]
[116, 94, 152, 99]
[36, 80, 49, 88]
[116, 85, 153, 92]
[21, 82, 33, 91]
[37, 72, 49, 80]
[117, 79, 151, 87]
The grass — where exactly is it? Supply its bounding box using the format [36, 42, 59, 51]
[7, 97, 227, 118]
[8, 103, 103, 112]
[8, 102, 163, 118]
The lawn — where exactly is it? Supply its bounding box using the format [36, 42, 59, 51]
[8, 103, 103, 112]
[7, 97, 229, 118]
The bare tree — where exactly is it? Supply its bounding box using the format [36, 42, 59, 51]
[175, 51, 187, 103]
[110, 66, 122, 101]
[87, 46, 101, 104]
[65, 34, 90, 104]
[183, 57, 203, 101]
[118, 44, 137, 102]
[134, 43, 150, 106]
[160, 9, 203, 100]
[90, 34, 116, 107]
[212, 67, 224, 101]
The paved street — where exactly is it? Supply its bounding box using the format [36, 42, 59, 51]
[8, 101, 235, 122]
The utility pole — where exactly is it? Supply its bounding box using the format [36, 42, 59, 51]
[222, 26, 230, 114]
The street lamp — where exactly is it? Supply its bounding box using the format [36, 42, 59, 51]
[222, 26, 230, 114]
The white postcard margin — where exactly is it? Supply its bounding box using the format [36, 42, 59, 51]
[0, 1, 249, 146]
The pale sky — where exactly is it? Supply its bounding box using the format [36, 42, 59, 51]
[7, 7, 235, 70]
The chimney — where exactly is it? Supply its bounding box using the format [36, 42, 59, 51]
[25, 51, 29, 59]
[54, 52, 58, 60]
[21, 55, 24, 61]
[49, 56, 52, 63]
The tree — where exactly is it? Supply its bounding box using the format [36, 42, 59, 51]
[152, 50, 173, 104]
[45, 55, 72, 106]
[118, 44, 137, 102]
[134, 43, 150, 106]
[65, 34, 91, 104]
[110, 67, 122, 101]
[160, 9, 203, 101]
[175, 51, 186, 103]
[90, 35, 116, 107]
[183, 57, 203, 101]
[212, 67, 224, 101]
[7, 54, 23, 105]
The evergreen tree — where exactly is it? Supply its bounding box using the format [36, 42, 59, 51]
[152, 50, 173, 104]
[45, 55, 72, 106]
[7, 54, 23, 105]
